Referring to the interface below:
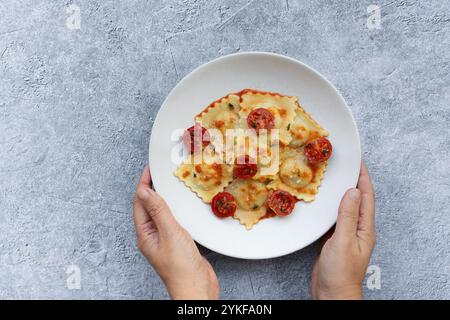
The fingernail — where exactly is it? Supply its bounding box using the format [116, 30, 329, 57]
[137, 187, 151, 201]
[348, 188, 360, 201]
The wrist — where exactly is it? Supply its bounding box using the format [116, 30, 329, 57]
[169, 290, 216, 300]
[165, 277, 219, 300]
[317, 284, 363, 300]
[167, 283, 219, 300]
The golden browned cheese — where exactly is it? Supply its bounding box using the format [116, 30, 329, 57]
[239, 91, 297, 145]
[288, 105, 328, 147]
[196, 94, 240, 136]
[267, 147, 328, 202]
[174, 154, 233, 203]
[225, 179, 268, 230]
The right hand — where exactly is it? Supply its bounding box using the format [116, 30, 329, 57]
[311, 162, 376, 299]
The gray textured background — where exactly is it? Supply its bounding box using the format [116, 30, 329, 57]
[0, 0, 449, 299]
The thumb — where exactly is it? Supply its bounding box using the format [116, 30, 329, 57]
[335, 188, 361, 239]
[137, 186, 178, 233]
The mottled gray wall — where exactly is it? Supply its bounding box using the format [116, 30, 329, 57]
[0, 0, 449, 299]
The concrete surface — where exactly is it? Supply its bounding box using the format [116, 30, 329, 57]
[0, 0, 449, 299]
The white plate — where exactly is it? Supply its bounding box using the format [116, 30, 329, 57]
[149, 52, 361, 259]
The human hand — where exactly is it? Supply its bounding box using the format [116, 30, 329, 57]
[311, 161, 376, 300]
[133, 166, 220, 300]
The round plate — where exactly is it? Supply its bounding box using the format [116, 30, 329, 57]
[149, 52, 361, 259]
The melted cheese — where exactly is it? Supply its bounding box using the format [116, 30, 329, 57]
[239, 91, 297, 145]
[280, 157, 313, 188]
[227, 132, 280, 181]
[252, 133, 280, 179]
[174, 155, 233, 203]
[225, 179, 268, 229]
[196, 94, 240, 135]
[267, 147, 328, 202]
[196, 94, 240, 164]
[288, 105, 328, 147]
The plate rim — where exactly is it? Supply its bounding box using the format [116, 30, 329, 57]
[149, 51, 361, 259]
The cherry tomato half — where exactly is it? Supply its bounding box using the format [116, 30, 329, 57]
[211, 192, 237, 218]
[233, 155, 258, 179]
[247, 108, 275, 131]
[267, 190, 296, 216]
[304, 137, 332, 165]
[182, 124, 210, 154]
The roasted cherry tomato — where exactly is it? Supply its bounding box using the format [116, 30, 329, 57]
[304, 137, 332, 164]
[211, 192, 237, 218]
[233, 155, 258, 179]
[247, 108, 275, 131]
[182, 124, 210, 154]
[267, 190, 296, 216]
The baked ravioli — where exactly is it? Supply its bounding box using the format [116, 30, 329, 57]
[174, 89, 333, 230]
[225, 179, 268, 229]
[174, 157, 233, 203]
[266, 146, 328, 202]
[239, 90, 297, 145]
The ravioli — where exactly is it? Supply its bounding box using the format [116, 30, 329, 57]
[174, 89, 332, 229]
[196, 94, 240, 135]
[288, 105, 328, 147]
[267, 147, 327, 202]
[196, 94, 241, 163]
[174, 154, 233, 203]
[239, 90, 297, 145]
[225, 179, 268, 229]
[251, 133, 280, 179]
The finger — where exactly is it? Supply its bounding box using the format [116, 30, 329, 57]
[134, 166, 153, 228]
[134, 196, 150, 227]
[357, 161, 376, 239]
[137, 165, 152, 190]
[136, 184, 178, 233]
[319, 225, 335, 249]
[335, 188, 361, 239]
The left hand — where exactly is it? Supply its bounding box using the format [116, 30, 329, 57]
[133, 166, 220, 300]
